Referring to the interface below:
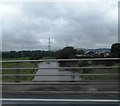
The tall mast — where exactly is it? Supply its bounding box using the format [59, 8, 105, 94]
[48, 37, 51, 51]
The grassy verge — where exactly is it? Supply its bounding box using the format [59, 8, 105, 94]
[2, 57, 37, 81]
[79, 63, 119, 80]
[2, 57, 30, 60]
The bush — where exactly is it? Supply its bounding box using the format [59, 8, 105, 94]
[77, 60, 90, 74]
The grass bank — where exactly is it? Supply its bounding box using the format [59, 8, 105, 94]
[2, 57, 37, 81]
[60, 61, 119, 80]
[76, 61, 119, 80]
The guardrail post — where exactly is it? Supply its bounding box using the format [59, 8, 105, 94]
[16, 62, 20, 82]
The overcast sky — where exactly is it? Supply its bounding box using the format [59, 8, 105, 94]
[0, 1, 118, 51]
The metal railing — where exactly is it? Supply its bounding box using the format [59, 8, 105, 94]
[1, 57, 119, 63]
[1, 58, 120, 104]
[1, 58, 119, 80]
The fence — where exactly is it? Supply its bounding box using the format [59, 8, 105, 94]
[1, 58, 120, 104]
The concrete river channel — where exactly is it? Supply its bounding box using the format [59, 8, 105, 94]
[33, 62, 81, 81]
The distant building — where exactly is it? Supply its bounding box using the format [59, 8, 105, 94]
[76, 54, 84, 58]
[76, 49, 110, 58]
[101, 52, 110, 57]
[84, 51, 96, 57]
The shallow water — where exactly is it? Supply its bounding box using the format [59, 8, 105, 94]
[33, 62, 81, 81]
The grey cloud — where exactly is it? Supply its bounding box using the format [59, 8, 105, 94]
[2, 2, 118, 51]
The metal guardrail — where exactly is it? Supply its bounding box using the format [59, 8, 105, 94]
[1, 73, 119, 77]
[2, 58, 119, 77]
[1, 58, 119, 63]
[2, 66, 120, 70]
[2, 58, 119, 103]
[3, 81, 119, 85]
[2, 98, 119, 104]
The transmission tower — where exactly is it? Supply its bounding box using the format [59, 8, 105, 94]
[48, 37, 51, 51]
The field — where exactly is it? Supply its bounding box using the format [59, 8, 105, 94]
[78, 62, 119, 81]
[2, 57, 37, 81]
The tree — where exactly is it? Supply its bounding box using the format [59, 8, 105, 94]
[110, 43, 120, 58]
[55, 46, 76, 67]
[76, 49, 85, 55]
[56, 46, 76, 59]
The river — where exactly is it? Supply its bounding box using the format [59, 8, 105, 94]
[33, 62, 81, 81]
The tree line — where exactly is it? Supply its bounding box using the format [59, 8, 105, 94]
[2, 50, 55, 59]
[2, 43, 120, 59]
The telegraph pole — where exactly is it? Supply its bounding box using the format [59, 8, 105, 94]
[48, 37, 51, 51]
[21, 44, 24, 58]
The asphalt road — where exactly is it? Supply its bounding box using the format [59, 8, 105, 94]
[2, 93, 119, 106]
[2, 83, 118, 106]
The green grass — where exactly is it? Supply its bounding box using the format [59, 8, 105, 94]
[2, 57, 37, 81]
[80, 63, 119, 80]
[2, 57, 30, 60]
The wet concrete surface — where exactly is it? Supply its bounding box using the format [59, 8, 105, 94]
[33, 62, 81, 81]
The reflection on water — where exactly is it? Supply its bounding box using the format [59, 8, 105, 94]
[33, 62, 81, 81]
